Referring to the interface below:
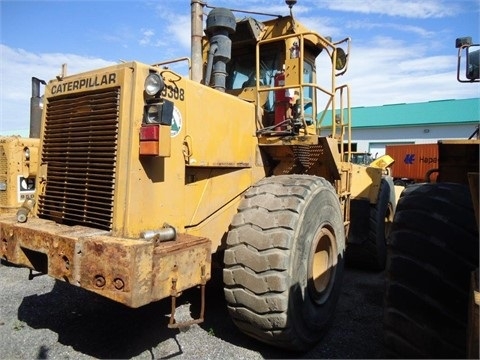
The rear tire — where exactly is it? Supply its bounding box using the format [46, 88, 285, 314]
[384, 183, 479, 358]
[223, 175, 345, 351]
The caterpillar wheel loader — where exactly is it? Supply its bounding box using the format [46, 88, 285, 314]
[0, 77, 43, 215]
[0, 1, 395, 351]
[383, 36, 479, 358]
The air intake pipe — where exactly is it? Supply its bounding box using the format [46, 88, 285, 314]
[204, 8, 236, 92]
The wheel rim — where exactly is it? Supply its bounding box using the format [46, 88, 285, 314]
[308, 226, 337, 304]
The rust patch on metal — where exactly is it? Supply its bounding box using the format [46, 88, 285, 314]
[0, 216, 212, 309]
[151, 233, 211, 301]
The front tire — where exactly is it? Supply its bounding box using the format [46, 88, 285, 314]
[223, 175, 345, 351]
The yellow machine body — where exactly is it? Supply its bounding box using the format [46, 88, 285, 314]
[0, 136, 39, 213]
[0, 9, 390, 311]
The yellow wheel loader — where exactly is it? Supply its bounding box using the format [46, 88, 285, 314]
[0, 1, 395, 350]
[0, 136, 38, 214]
[0, 77, 43, 216]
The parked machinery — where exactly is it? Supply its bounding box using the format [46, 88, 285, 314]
[0, 136, 38, 214]
[0, 1, 395, 350]
[0, 77, 43, 215]
[384, 36, 479, 358]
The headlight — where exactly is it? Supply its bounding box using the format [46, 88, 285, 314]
[143, 101, 174, 125]
[145, 105, 160, 124]
[144, 73, 165, 96]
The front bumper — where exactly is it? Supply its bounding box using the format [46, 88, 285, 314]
[0, 216, 211, 308]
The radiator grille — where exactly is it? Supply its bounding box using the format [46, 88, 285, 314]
[38, 88, 120, 231]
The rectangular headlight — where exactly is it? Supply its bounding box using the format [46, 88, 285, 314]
[143, 100, 174, 126]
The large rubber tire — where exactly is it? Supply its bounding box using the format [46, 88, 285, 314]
[223, 175, 345, 351]
[346, 176, 396, 270]
[384, 182, 479, 358]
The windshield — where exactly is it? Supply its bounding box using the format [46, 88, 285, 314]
[351, 153, 373, 165]
[226, 50, 279, 90]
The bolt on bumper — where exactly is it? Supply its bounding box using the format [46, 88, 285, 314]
[0, 216, 211, 308]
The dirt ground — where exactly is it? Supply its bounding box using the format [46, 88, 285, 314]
[0, 259, 386, 359]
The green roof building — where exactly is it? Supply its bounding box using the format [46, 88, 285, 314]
[319, 97, 479, 156]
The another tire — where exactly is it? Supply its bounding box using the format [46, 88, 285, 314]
[223, 175, 345, 351]
[384, 182, 479, 358]
[346, 176, 396, 270]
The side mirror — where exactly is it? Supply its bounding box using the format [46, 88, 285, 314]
[330, 37, 351, 76]
[456, 36, 479, 82]
[335, 48, 347, 71]
[467, 48, 479, 80]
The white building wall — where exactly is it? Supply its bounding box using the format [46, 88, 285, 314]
[350, 123, 477, 156]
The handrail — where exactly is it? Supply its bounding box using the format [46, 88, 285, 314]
[152, 57, 192, 79]
[255, 29, 350, 141]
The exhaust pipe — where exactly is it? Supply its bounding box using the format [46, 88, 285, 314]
[191, 0, 205, 83]
[30, 77, 46, 138]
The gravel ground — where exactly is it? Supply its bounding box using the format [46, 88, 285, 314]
[0, 259, 386, 359]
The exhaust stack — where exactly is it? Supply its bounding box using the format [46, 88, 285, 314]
[30, 77, 46, 138]
[191, 0, 204, 83]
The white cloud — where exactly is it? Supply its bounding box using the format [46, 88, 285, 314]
[97, 25, 137, 50]
[139, 29, 155, 46]
[397, 55, 452, 74]
[314, 27, 478, 109]
[0, 45, 115, 134]
[298, 16, 343, 38]
[330, 42, 479, 106]
[147, 7, 192, 59]
[165, 14, 191, 49]
[347, 20, 436, 38]
[2, 42, 477, 135]
[321, 0, 460, 18]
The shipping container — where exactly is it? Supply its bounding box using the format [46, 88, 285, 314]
[385, 143, 438, 185]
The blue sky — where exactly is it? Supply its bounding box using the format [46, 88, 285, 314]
[1, 0, 479, 134]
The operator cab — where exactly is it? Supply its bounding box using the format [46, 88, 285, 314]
[225, 16, 320, 132]
[202, 3, 349, 138]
